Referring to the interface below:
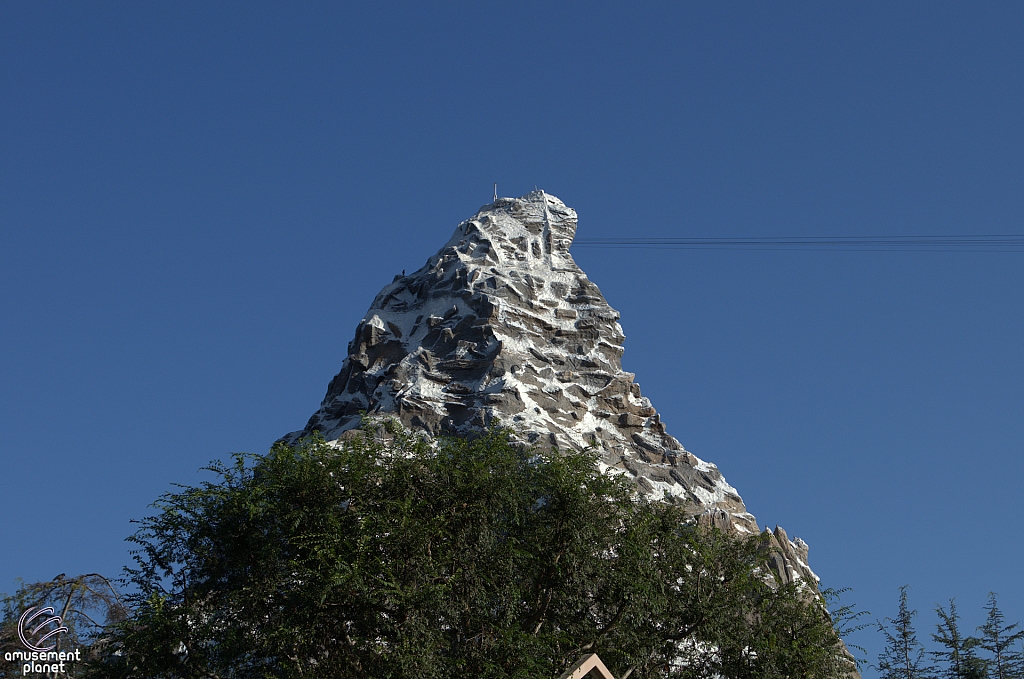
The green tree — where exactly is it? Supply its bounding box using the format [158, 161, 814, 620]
[876, 586, 937, 679]
[87, 424, 852, 679]
[931, 599, 987, 679]
[977, 593, 1024, 679]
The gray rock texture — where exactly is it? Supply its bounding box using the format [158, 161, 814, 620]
[284, 190, 817, 582]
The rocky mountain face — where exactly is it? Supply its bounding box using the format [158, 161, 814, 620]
[284, 190, 815, 584]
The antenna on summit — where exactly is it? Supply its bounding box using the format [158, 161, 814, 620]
[493, 183, 498, 201]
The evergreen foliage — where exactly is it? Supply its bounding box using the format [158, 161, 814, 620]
[82, 425, 852, 679]
[876, 586, 937, 679]
[931, 600, 986, 679]
[878, 589, 1024, 679]
[977, 593, 1024, 679]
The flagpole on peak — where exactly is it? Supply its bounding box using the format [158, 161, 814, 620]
[493, 183, 497, 201]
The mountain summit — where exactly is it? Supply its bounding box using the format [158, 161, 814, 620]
[285, 191, 812, 579]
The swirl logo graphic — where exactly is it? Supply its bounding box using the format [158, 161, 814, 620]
[18, 607, 68, 652]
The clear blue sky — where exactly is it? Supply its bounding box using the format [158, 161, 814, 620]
[1, 3, 1021, 671]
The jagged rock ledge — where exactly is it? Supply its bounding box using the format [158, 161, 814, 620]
[284, 190, 817, 583]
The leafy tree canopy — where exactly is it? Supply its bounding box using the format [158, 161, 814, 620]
[83, 423, 851, 679]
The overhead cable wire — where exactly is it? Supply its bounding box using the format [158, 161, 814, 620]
[573, 235, 1024, 252]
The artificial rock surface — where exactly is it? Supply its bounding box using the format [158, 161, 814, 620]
[284, 190, 815, 582]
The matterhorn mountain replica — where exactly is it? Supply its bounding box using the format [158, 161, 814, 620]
[284, 190, 815, 585]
